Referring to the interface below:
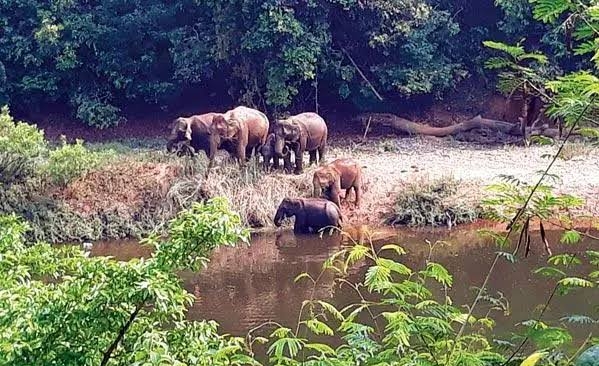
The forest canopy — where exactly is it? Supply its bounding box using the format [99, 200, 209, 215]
[0, 0, 584, 127]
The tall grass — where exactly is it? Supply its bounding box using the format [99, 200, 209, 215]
[167, 161, 312, 228]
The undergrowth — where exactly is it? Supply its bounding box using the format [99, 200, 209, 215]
[385, 176, 481, 227]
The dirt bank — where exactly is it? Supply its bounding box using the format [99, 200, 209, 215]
[63, 135, 599, 232]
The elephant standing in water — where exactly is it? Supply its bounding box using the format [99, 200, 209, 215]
[273, 112, 328, 174]
[209, 106, 270, 168]
[313, 158, 363, 208]
[166, 113, 235, 158]
[274, 197, 342, 234]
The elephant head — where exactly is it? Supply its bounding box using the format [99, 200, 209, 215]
[166, 117, 192, 153]
[274, 198, 302, 227]
[273, 118, 301, 156]
[212, 114, 240, 141]
[312, 168, 336, 197]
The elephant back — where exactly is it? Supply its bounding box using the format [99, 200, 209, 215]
[290, 112, 328, 150]
[228, 106, 270, 145]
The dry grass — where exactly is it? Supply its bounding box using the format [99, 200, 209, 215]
[167, 162, 312, 228]
[384, 176, 482, 228]
[558, 142, 596, 161]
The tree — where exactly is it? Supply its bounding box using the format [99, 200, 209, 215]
[0, 198, 255, 365]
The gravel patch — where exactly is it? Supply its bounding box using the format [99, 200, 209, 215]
[324, 136, 599, 221]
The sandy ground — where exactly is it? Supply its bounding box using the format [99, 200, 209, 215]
[322, 136, 599, 223]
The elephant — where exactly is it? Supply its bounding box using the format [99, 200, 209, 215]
[166, 113, 236, 158]
[313, 158, 363, 208]
[260, 133, 291, 170]
[209, 106, 270, 168]
[273, 112, 328, 174]
[274, 197, 342, 234]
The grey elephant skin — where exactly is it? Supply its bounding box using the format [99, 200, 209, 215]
[273, 112, 328, 174]
[274, 197, 342, 234]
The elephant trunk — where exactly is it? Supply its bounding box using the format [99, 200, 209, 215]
[274, 136, 288, 157]
[274, 206, 286, 227]
[166, 139, 177, 153]
[313, 179, 322, 198]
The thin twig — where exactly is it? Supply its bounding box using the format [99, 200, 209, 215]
[100, 298, 147, 366]
[507, 99, 594, 231]
[340, 47, 384, 101]
[362, 116, 372, 141]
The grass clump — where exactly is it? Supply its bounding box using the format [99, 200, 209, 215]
[44, 137, 116, 186]
[167, 162, 311, 228]
[385, 176, 481, 227]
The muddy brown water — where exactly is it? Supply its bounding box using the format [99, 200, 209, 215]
[89, 227, 598, 342]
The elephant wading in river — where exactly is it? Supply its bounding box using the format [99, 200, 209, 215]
[313, 158, 363, 208]
[274, 197, 342, 234]
[209, 106, 270, 168]
[273, 112, 328, 174]
[166, 113, 235, 158]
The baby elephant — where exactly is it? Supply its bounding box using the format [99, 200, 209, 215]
[274, 198, 342, 234]
[313, 158, 363, 208]
[261, 133, 290, 170]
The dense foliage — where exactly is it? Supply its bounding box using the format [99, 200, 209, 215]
[0, 0, 574, 127]
[0, 198, 252, 365]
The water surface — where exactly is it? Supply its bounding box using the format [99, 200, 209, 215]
[90, 227, 598, 340]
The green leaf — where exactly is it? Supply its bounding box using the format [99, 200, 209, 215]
[365, 265, 391, 291]
[304, 342, 335, 355]
[520, 351, 547, 366]
[376, 258, 412, 276]
[346, 244, 369, 266]
[294, 272, 313, 283]
[420, 262, 453, 287]
[304, 319, 334, 336]
[534, 266, 566, 278]
[530, 0, 572, 23]
[379, 244, 407, 256]
[317, 300, 344, 321]
[560, 230, 581, 245]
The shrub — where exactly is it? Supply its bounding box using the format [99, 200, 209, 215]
[0, 199, 251, 365]
[44, 137, 115, 186]
[385, 176, 480, 227]
[0, 106, 47, 185]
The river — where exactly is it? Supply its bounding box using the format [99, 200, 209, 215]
[88, 226, 598, 342]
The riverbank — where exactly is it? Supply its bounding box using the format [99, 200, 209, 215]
[3, 103, 598, 243]
[30, 135, 599, 241]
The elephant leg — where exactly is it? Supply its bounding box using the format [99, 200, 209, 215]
[294, 148, 304, 175]
[283, 154, 293, 173]
[309, 150, 317, 166]
[293, 214, 308, 234]
[317, 145, 326, 165]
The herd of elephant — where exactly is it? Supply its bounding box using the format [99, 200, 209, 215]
[166, 106, 365, 234]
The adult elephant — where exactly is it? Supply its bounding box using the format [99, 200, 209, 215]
[166, 113, 216, 156]
[313, 158, 363, 208]
[274, 197, 342, 234]
[209, 106, 269, 168]
[273, 112, 328, 174]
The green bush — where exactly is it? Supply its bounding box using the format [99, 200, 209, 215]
[0, 106, 47, 185]
[44, 137, 115, 186]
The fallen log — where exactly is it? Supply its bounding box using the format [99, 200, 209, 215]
[356, 113, 570, 139]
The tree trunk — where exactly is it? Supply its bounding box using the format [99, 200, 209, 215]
[356, 113, 576, 139]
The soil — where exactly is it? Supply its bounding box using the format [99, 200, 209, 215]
[324, 136, 599, 225]
[60, 161, 181, 217]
